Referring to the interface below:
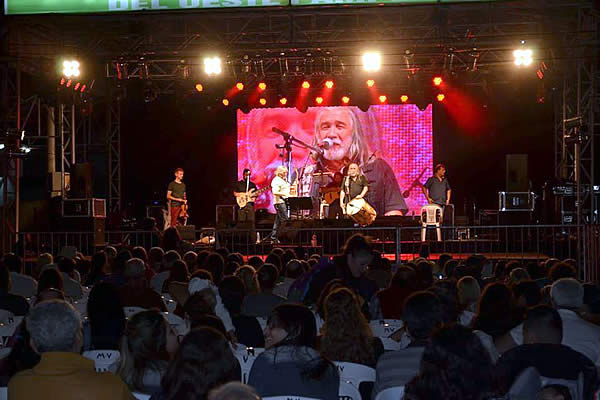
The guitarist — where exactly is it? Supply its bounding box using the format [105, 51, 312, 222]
[233, 169, 258, 242]
[166, 167, 187, 228]
[320, 172, 344, 219]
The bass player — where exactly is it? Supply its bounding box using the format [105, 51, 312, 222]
[234, 168, 258, 242]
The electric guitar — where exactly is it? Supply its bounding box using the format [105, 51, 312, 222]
[236, 187, 270, 208]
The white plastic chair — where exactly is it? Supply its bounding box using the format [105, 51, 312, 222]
[82, 350, 121, 373]
[339, 380, 362, 400]
[132, 393, 151, 400]
[0, 387, 6, 400]
[369, 319, 403, 338]
[123, 306, 147, 318]
[162, 312, 189, 338]
[420, 204, 443, 241]
[73, 299, 88, 318]
[333, 361, 376, 390]
[0, 310, 14, 325]
[375, 386, 405, 400]
[234, 346, 265, 384]
[0, 316, 23, 348]
[256, 317, 267, 331]
[161, 294, 177, 313]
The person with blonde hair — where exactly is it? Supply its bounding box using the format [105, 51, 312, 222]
[457, 276, 481, 326]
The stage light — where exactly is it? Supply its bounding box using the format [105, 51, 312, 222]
[66, 80, 72, 88]
[80, 84, 87, 93]
[195, 83, 204, 93]
[378, 95, 387, 103]
[362, 52, 381, 72]
[279, 97, 288, 105]
[315, 96, 324, 104]
[301, 81, 310, 89]
[433, 76, 443, 86]
[204, 57, 222, 75]
[400, 95, 409, 103]
[325, 80, 334, 89]
[0, 144, 4, 150]
[258, 82, 267, 91]
[341, 96, 350, 104]
[366, 79, 375, 88]
[62, 60, 80, 78]
[222, 98, 230, 106]
[514, 49, 533, 66]
[259, 98, 267, 106]
[60, 78, 66, 85]
[74, 82, 80, 91]
[20, 146, 31, 153]
[436, 93, 445, 102]
[236, 82, 244, 91]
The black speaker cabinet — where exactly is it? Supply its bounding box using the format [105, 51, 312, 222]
[176, 225, 196, 241]
[70, 163, 93, 198]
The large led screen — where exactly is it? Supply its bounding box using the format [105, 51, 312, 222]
[237, 105, 433, 216]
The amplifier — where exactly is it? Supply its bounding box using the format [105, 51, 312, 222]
[63, 198, 106, 217]
[498, 192, 535, 212]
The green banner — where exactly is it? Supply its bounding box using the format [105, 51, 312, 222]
[291, 0, 435, 4]
[4, 0, 287, 14]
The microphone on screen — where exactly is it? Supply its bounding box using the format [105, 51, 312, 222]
[320, 138, 334, 150]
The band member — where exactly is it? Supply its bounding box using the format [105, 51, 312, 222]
[233, 168, 257, 242]
[421, 163, 452, 208]
[166, 167, 187, 228]
[268, 166, 290, 244]
[340, 163, 369, 215]
[320, 172, 344, 219]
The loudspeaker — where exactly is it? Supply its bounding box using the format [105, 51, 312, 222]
[62, 217, 106, 248]
[70, 163, 93, 198]
[506, 154, 528, 192]
[176, 225, 196, 241]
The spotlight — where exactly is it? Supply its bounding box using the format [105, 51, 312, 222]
[325, 80, 334, 89]
[62, 60, 80, 78]
[400, 95, 409, 103]
[60, 78, 66, 85]
[362, 52, 381, 72]
[195, 83, 204, 93]
[433, 76, 443, 86]
[66, 80, 72, 88]
[236, 82, 244, 91]
[222, 98, 230, 106]
[436, 93, 445, 102]
[259, 98, 267, 106]
[341, 96, 350, 104]
[80, 84, 87, 93]
[279, 97, 288, 105]
[378, 95, 387, 103]
[74, 82, 81, 91]
[366, 79, 375, 88]
[20, 146, 31, 153]
[315, 96, 324, 105]
[301, 81, 311, 89]
[204, 57, 222, 75]
[258, 82, 267, 91]
[0, 144, 4, 150]
[514, 49, 533, 66]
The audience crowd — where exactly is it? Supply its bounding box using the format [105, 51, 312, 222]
[0, 227, 599, 400]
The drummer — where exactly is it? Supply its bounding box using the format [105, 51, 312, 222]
[340, 163, 369, 216]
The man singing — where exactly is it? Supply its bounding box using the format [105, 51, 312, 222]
[421, 163, 452, 208]
[340, 163, 369, 215]
[166, 167, 187, 228]
[268, 166, 290, 244]
[234, 168, 257, 242]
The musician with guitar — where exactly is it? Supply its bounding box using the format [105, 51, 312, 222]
[267, 165, 291, 244]
[234, 169, 268, 243]
[319, 172, 344, 219]
[166, 167, 187, 228]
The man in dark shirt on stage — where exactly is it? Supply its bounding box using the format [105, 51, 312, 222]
[340, 163, 369, 215]
[233, 169, 258, 243]
[422, 163, 451, 207]
[166, 168, 186, 228]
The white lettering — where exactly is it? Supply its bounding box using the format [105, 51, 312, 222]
[131, 0, 149, 9]
[152, 0, 168, 8]
[108, 0, 129, 10]
[179, 0, 200, 7]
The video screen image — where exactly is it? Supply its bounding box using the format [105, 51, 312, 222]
[237, 105, 433, 216]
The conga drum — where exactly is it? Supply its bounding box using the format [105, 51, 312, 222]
[346, 198, 377, 226]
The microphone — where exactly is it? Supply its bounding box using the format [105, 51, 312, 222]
[320, 138, 334, 150]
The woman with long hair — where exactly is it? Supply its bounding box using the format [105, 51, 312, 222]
[472, 282, 521, 339]
[84, 282, 126, 351]
[320, 287, 383, 367]
[248, 303, 339, 400]
[235, 265, 260, 295]
[119, 310, 179, 394]
[151, 327, 240, 400]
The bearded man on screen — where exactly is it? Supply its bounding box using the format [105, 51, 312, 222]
[301, 107, 408, 216]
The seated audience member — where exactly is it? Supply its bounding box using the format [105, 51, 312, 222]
[0, 264, 29, 316]
[321, 287, 383, 368]
[151, 328, 240, 400]
[132, 246, 155, 282]
[436, 254, 452, 276]
[37, 268, 65, 297]
[8, 300, 132, 399]
[148, 247, 165, 275]
[537, 385, 573, 400]
[2, 253, 37, 298]
[208, 382, 261, 400]
[205, 253, 225, 285]
[507, 267, 531, 286]
[549, 262, 577, 282]
[162, 260, 190, 292]
[429, 280, 460, 325]
[366, 252, 393, 290]
[457, 276, 480, 326]
[374, 265, 416, 320]
[119, 310, 178, 394]
[161, 227, 181, 252]
[472, 282, 521, 339]
[403, 324, 496, 400]
[103, 249, 132, 289]
[218, 276, 264, 347]
[104, 245, 118, 264]
[57, 257, 84, 300]
[84, 282, 126, 351]
[246, 256, 264, 271]
[120, 258, 167, 312]
[33, 253, 53, 280]
[373, 291, 442, 397]
[85, 251, 108, 287]
[150, 250, 180, 293]
[242, 263, 286, 318]
[442, 259, 459, 280]
[498, 278, 600, 367]
[183, 293, 227, 333]
[265, 253, 283, 273]
[413, 261, 434, 291]
[182, 251, 198, 272]
[581, 283, 600, 325]
[273, 259, 305, 298]
[512, 280, 542, 313]
[248, 303, 339, 400]
[495, 305, 598, 399]
[235, 265, 260, 295]
[75, 257, 91, 284]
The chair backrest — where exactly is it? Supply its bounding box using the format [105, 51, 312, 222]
[333, 361, 376, 389]
[162, 312, 189, 339]
[72, 299, 88, 318]
[0, 310, 15, 325]
[256, 317, 267, 331]
[82, 350, 121, 373]
[0, 316, 24, 348]
[0, 386, 6, 400]
[374, 386, 405, 400]
[233, 346, 265, 384]
[339, 380, 362, 400]
[161, 294, 177, 313]
[132, 393, 151, 400]
[369, 319, 404, 338]
[420, 205, 442, 225]
[123, 306, 147, 318]
[263, 397, 319, 400]
[541, 372, 585, 400]
[508, 366, 542, 400]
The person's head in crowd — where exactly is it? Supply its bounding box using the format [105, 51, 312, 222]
[429, 281, 459, 325]
[190, 314, 228, 336]
[437, 254, 452, 275]
[550, 278, 584, 310]
[536, 385, 573, 400]
[57, 256, 77, 278]
[307, 258, 318, 268]
[162, 227, 181, 252]
[3, 253, 23, 273]
[321, 287, 376, 366]
[418, 242, 430, 260]
[512, 280, 542, 309]
[414, 261, 433, 290]
[544, 257, 560, 270]
[404, 324, 494, 400]
[540, 285, 553, 305]
[183, 251, 198, 272]
[215, 247, 230, 259]
[563, 258, 576, 269]
[160, 327, 238, 400]
[284, 259, 305, 279]
[476, 282, 513, 316]
[224, 260, 240, 277]
[75, 258, 91, 282]
[112, 249, 132, 275]
[391, 265, 416, 289]
[452, 264, 469, 280]
[148, 247, 165, 272]
[37, 268, 64, 294]
[87, 282, 126, 350]
[196, 250, 210, 267]
[191, 269, 214, 283]
[206, 253, 225, 284]
[169, 260, 190, 283]
[265, 303, 317, 349]
[0, 264, 12, 294]
[257, 263, 279, 293]
[218, 276, 246, 316]
[247, 256, 264, 270]
[341, 234, 373, 279]
[265, 253, 282, 272]
[271, 247, 285, 257]
[493, 260, 508, 281]
[549, 262, 577, 282]
[226, 253, 242, 266]
[505, 260, 523, 275]
[119, 310, 178, 392]
[283, 249, 297, 266]
[523, 305, 562, 344]
[184, 293, 222, 331]
[402, 291, 442, 342]
[91, 251, 108, 276]
[526, 261, 546, 280]
[124, 258, 148, 289]
[208, 382, 260, 400]
[27, 300, 82, 354]
[132, 246, 149, 263]
[507, 267, 531, 286]
[235, 265, 259, 295]
[442, 259, 459, 279]
[316, 279, 344, 317]
[104, 246, 118, 263]
[35, 253, 54, 278]
[164, 250, 181, 271]
[457, 276, 481, 312]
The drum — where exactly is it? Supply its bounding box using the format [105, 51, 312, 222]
[346, 198, 377, 226]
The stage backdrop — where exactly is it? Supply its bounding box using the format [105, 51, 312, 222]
[237, 105, 433, 215]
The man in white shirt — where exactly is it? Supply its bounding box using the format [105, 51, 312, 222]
[3, 253, 37, 298]
[267, 166, 290, 245]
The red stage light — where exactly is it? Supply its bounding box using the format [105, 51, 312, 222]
[325, 80, 334, 89]
[66, 80, 72, 88]
[433, 76, 443, 86]
[222, 98, 230, 106]
[436, 93, 445, 102]
[315, 96, 324, 104]
[279, 97, 288, 105]
[60, 78, 66, 85]
[80, 84, 87, 93]
[378, 95, 387, 103]
[195, 83, 204, 93]
[366, 79, 375, 88]
[302, 81, 311, 89]
[258, 82, 267, 91]
[400, 95, 409, 103]
[341, 96, 350, 104]
[259, 98, 267, 106]
[74, 82, 81, 91]
[236, 82, 244, 91]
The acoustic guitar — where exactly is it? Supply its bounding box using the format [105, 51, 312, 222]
[319, 185, 341, 205]
[236, 187, 270, 208]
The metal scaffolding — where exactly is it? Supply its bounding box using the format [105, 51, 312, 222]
[107, 99, 121, 212]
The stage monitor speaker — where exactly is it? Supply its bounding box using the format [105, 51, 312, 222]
[176, 225, 196, 241]
[70, 163, 93, 198]
[506, 154, 528, 192]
